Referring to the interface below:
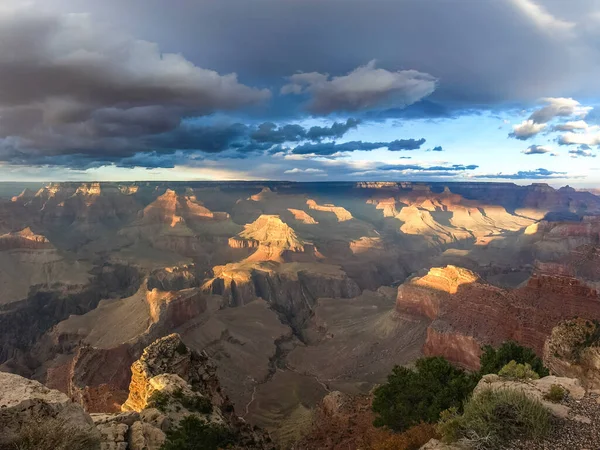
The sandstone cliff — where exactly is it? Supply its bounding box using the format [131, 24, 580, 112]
[397, 265, 600, 369]
[206, 262, 360, 336]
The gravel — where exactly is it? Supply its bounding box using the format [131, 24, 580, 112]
[504, 392, 600, 450]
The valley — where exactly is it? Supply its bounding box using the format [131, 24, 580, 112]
[2, 180, 600, 448]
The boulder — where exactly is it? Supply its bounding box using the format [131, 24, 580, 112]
[0, 371, 101, 448]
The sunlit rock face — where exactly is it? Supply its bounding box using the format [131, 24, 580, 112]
[397, 265, 480, 319]
[397, 265, 600, 370]
[306, 199, 353, 222]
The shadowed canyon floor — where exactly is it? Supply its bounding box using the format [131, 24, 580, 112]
[3, 181, 600, 447]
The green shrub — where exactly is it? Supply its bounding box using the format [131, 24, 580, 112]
[160, 416, 237, 450]
[439, 388, 551, 449]
[498, 361, 540, 380]
[372, 357, 478, 432]
[148, 390, 171, 412]
[543, 384, 566, 403]
[175, 341, 188, 355]
[437, 408, 463, 444]
[480, 342, 549, 377]
[183, 395, 213, 414]
[172, 388, 213, 414]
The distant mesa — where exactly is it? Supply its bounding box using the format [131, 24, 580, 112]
[410, 265, 479, 294]
[287, 208, 318, 224]
[249, 186, 275, 201]
[306, 199, 353, 222]
[367, 197, 399, 217]
[229, 214, 305, 252]
[349, 236, 384, 254]
[141, 189, 229, 227]
[0, 227, 52, 251]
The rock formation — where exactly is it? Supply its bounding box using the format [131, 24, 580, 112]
[306, 199, 353, 222]
[543, 318, 600, 391]
[287, 208, 318, 224]
[119, 334, 273, 449]
[227, 214, 319, 263]
[0, 227, 52, 250]
[397, 265, 600, 369]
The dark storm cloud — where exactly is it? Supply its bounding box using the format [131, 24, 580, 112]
[306, 119, 361, 141]
[290, 138, 426, 155]
[57, 0, 599, 106]
[250, 123, 306, 144]
[249, 119, 360, 144]
[0, 6, 269, 166]
[474, 168, 568, 180]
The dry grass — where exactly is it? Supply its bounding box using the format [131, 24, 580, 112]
[0, 417, 99, 450]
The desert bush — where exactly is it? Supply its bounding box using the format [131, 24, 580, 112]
[148, 390, 171, 412]
[438, 388, 551, 449]
[160, 416, 237, 450]
[437, 407, 463, 444]
[172, 388, 213, 414]
[480, 341, 549, 377]
[498, 360, 540, 380]
[372, 357, 477, 432]
[372, 423, 439, 450]
[543, 384, 566, 403]
[0, 417, 99, 450]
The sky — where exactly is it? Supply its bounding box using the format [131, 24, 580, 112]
[1, 0, 600, 185]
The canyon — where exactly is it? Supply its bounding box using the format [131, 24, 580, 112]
[2, 180, 600, 447]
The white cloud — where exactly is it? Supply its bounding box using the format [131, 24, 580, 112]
[283, 168, 326, 174]
[553, 120, 590, 131]
[559, 130, 600, 146]
[281, 60, 437, 114]
[510, 120, 547, 140]
[530, 98, 592, 123]
[507, 0, 575, 34]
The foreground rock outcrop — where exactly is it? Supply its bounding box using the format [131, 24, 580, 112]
[119, 334, 273, 449]
[544, 319, 600, 391]
[0, 334, 275, 450]
[0, 371, 101, 449]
